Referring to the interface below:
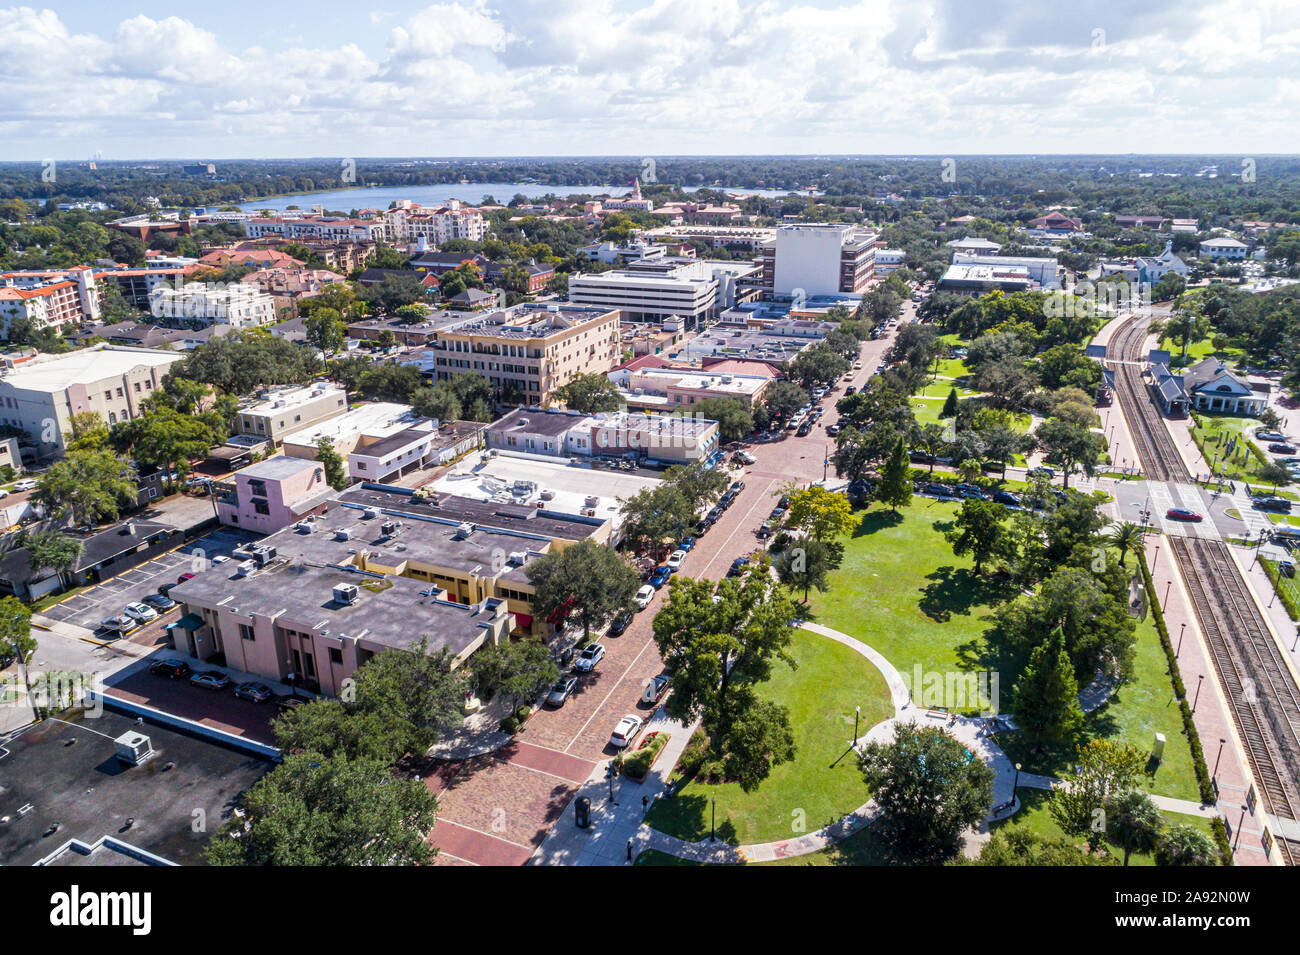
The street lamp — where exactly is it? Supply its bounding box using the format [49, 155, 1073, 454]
[853, 704, 860, 744]
[1214, 738, 1226, 777]
[1193, 673, 1204, 712]
[1177, 622, 1187, 658]
[710, 797, 717, 843]
[1012, 762, 1021, 802]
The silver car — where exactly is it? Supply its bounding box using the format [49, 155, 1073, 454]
[546, 676, 579, 707]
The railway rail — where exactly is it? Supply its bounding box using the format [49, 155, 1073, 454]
[1108, 312, 1300, 864]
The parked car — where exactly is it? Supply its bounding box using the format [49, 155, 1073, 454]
[728, 557, 749, 577]
[149, 659, 191, 679]
[100, 614, 136, 633]
[546, 676, 580, 707]
[609, 714, 644, 749]
[729, 480, 745, 493]
[233, 682, 272, 703]
[1166, 507, 1203, 522]
[1027, 465, 1056, 479]
[641, 674, 670, 705]
[143, 593, 176, 611]
[664, 549, 687, 571]
[177, 572, 197, 585]
[706, 506, 722, 523]
[11, 479, 36, 492]
[679, 536, 697, 552]
[649, 566, 673, 589]
[993, 490, 1022, 507]
[574, 643, 606, 672]
[157, 582, 178, 597]
[190, 670, 232, 691]
[1255, 497, 1293, 513]
[736, 450, 756, 465]
[796, 422, 812, 437]
[0, 490, 8, 500]
[123, 602, 158, 624]
[608, 610, 634, 636]
[769, 506, 786, 521]
[756, 522, 773, 539]
[844, 385, 857, 395]
[276, 695, 310, 712]
[633, 585, 655, 610]
[1281, 560, 1296, 579]
[1269, 443, 1298, 454]
[1256, 430, 1288, 442]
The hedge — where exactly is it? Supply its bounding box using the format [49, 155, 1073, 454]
[622, 731, 670, 782]
[1139, 555, 1217, 807]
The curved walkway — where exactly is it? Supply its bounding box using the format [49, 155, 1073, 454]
[630, 622, 1024, 864]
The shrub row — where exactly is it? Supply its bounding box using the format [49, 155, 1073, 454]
[623, 731, 671, 781]
[1139, 556, 1217, 808]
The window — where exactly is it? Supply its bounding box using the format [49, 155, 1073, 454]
[253, 499, 270, 515]
[239, 624, 255, 641]
[133, 382, 141, 393]
[328, 647, 343, 665]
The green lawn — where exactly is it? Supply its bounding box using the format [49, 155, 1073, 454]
[990, 787, 1220, 866]
[1159, 335, 1244, 370]
[995, 606, 1202, 802]
[1191, 413, 1274, 483]
[807, 503, 1201, 801]
[642, 627, 893, 846]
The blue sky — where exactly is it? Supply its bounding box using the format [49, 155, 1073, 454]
[2, 0, 1298, 160]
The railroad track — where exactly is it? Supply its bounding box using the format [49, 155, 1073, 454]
[1109, 312, 1300, 864]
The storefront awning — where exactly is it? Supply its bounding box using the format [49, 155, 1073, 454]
[165, 613, 203, 632]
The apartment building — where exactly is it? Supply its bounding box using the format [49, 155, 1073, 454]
[244, 215, 388, 244]
[0, 266, 100, 325]
[280, 402, 421, 461]
[149, 281, 277, 328]
[0, 281, 90, 339]
[383, 200, 489, 244]
[758, 223, 879, 297]
[430, 303, 621, 406]
[1199, 237, 1249, 260]
[94, 265, 199, 308]
[0, 345, 182, 456]
[235, 383, 349, 445]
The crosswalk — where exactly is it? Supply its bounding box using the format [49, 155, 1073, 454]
[1143, 482, 1222, 539]
[1229, 491, 1273, 543]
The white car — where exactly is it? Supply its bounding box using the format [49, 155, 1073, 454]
[664, 549, 687, 571]
[124, 602, 158, 624]
[609, 714, 644, 749]
[736, 451, 756, 465]
[11, 480, 36, 492]
[573, 642, 606, 672]
[633, 585, 655, 610]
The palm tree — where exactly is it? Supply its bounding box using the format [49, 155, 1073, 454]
[1106, 790, 1163, 865]
[1107, 522, 1146, 567]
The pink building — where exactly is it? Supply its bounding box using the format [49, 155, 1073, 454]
[216, 456, 335, 534]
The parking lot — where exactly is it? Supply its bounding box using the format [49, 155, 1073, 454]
[40, 527, 259, 634]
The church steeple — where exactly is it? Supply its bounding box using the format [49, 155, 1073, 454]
[631, 177, 642, 200]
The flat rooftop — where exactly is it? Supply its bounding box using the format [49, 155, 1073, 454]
[0, 346, 181, 393]
[171, 556, 509, 657]
[0, 712, 271, 866]
[235, 455, 322, 481]
[281, 402, 418, 447]
[241, 382, 344, 415]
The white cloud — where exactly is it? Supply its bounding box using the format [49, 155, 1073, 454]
[0, 0, 1298, 159]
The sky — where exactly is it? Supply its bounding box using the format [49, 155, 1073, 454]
[2, 0, 1298, 161]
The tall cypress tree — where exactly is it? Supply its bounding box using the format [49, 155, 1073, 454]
[1013, 625, 1084, 753]
[877, 436, 913, 516]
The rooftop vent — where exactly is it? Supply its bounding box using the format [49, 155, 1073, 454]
[361, 508, 379, 520]
[114, 731, 153, 766]
[335, 527, 351, 542]
[453, 522, 475, 540]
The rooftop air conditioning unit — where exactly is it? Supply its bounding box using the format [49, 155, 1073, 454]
[114, 731, 153, 766]
[380, 520, 397, 536]
[235, 560, 255, 577]
[581, 507, 596, 517]
[507, 551, 527, 566]
[333, 583, 360, 605]
[335, 527, 351, 541]
[453, 522, 475, 539]
[362, 508, 379, 520]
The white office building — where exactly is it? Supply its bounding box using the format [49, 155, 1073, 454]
[950, 252, 1060, 289]
[567, 258, 759, 329]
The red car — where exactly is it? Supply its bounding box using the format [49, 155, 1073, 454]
[1166, 507, 1203, 522]
[177, 572, 197, 584]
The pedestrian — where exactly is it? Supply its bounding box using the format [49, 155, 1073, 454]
[627, 839, 633, 861]
[642, 795, 649, 811]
